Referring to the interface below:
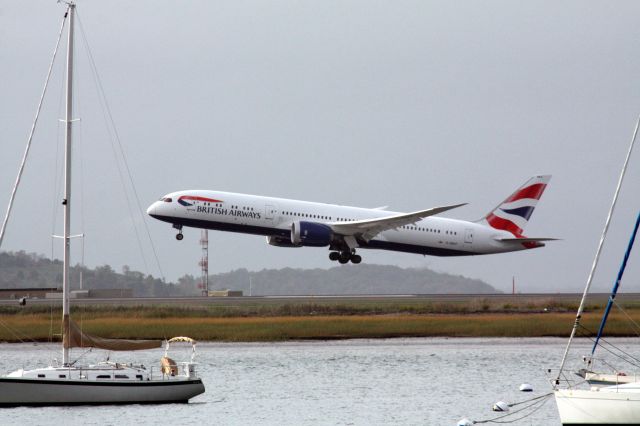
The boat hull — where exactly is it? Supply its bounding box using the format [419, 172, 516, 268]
[555, 388, 640, 425]
[584, 372, 640, 386]
[0, 377, 205, 407]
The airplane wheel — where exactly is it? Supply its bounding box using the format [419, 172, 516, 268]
[350, 255, 362, 264]
[338, 252, 350, 264]
[176, 233, 184, 241]
[329, 251, 340, 261]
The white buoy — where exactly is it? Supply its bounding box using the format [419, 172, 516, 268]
[492, 401, 510, 412]
[519, 383, 533, 392]
[457, 418, 473, 426]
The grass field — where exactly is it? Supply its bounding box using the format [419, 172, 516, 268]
[0, 298, 637, 342]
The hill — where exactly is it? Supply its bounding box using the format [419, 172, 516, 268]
[203, 264, 498, 295]
[0, 251, 499, 296]
[0, 251, 181, 297]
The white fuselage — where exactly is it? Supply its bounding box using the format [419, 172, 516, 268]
[147, 190, 534, 257]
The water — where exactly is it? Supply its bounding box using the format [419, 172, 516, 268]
[0, 338, 630, 425]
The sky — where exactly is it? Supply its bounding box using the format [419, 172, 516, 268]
[1, 0, 640, 293]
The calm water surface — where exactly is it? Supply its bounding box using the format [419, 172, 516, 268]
[0, 338, 629, 425]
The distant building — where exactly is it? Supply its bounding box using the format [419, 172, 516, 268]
[86, 288, 134, 298]
[0, 288, 58, 299]
[0, 288, 133, 299]
[208, 289, 243, 297]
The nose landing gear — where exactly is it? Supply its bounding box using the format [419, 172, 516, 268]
[173, 224, 183, 241]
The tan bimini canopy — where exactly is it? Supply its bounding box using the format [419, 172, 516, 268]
[167, 336, 196, 344]
[63, 315, 162, 351]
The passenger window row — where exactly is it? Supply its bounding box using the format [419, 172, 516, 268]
[283, 211, 332, 220]
[400, 226, 458, 235]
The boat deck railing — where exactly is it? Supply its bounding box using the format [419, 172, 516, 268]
[155, 362, 199, 380]
[546, 367, 588, 390]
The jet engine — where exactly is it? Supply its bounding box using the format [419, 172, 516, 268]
[290, 221, 333, 247]
[266, 235, 301, 248]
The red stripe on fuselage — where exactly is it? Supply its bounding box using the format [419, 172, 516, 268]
[504, 183, 547, 203]
[179, 196, 223, 203]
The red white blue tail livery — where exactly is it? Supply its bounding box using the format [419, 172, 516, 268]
[481, 175, 550, 237]
[147, 176, 556, 264]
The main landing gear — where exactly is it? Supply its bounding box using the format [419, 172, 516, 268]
[329, 250, 362, 264]
[173, 224, 183, 241]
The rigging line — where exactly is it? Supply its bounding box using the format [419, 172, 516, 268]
[0, 316, 58, 358]
[50, 304, 55, 343]
[74, 13, 150, 277]
[591, 356, 627, 375]
[507, 391, 553, 407]
[592, 210, 640, 354]
[555, 113, 640, 385]
[471, 393, 552, 424]
[487, 396, 552, 424]
[52, 49, 67, 261]
[611, 297, 640, 336]
[594, 337, 640, 369]
[76, 12, 166, 282]
[74, 40, 86, 291]
[578, 324, 640, 368]
[579, 321, 640, 361]
[0, 320, 30, 344]
[594, 341, 640, 370]
[0, 11, 68, 250]
[597, 333, 640, 365]
[69, 347, 93, 366]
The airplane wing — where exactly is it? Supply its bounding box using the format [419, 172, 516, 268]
[328, 203, 466, 242]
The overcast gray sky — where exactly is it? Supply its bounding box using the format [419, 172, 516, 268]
[2, 1, 640, 293]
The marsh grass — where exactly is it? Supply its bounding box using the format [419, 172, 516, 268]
[0, 310, 638, 342]
[0, 296, 628, 342]
[0, 296, 601, 318]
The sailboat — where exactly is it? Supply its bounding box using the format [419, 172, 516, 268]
[0, 3, 205, 405]
[576, 210, 640, 387]
[552, 116, 640, 424]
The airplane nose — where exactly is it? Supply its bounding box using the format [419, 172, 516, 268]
[146, 202, 157, 216]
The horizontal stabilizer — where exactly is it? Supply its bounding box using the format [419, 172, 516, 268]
[497, 237, 559, 243]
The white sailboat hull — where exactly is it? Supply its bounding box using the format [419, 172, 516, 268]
[584, 372, 640, 386]
[555, 388, 640, 425]
[0, 377, 205, 406]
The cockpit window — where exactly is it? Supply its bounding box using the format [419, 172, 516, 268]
[160, 197, 172, 202]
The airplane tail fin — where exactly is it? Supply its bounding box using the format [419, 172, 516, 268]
[477, 175, 551, 236]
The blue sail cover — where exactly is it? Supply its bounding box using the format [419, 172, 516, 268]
[591, 211, 640, 355]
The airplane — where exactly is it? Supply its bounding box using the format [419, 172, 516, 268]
[146, 175, 555, 264]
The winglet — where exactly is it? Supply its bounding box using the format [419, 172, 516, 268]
[426, 203, 467, 217]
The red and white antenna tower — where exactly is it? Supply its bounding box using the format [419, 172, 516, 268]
[199, 230, 209, 296]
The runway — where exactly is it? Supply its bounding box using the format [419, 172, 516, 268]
[1, 293, 635, 307]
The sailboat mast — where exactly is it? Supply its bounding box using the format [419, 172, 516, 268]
[554, 114, 639, 385]
[62, 2, 75, 366]
[591, 211, 640, 354]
